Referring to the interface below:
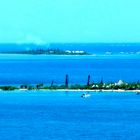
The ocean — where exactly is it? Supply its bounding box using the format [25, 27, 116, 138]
[0, 54, 139, 85]
[0, 46, 140, 140]
[0, 91, 139, 140]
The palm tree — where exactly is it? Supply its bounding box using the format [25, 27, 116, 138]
[100, 77, 103, 85]
[65, 74, 69, 88]
[87, 75, 91, 86]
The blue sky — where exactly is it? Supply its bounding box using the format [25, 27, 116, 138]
[0, 0, 140, 43]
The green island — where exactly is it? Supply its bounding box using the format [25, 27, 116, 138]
[0, 75, 140, 93]
[0, 48, 89, 55]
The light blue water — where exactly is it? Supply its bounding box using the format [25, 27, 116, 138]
[0, 52, 140, 139]
[0, 91, 139, 140]
[0, 54, 139, 85]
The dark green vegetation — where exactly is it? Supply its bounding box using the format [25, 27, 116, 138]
[0, 86, 18, 91]
[0, 81, 140, 91]
[0, 74, 139, 91]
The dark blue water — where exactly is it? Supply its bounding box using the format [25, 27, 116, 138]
[0, 91, 139, 140]
[0, 54, 139, 85]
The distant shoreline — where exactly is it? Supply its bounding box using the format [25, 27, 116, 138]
[0, 53, 139, 58]
[0, 43, 140, 56]
[0, 48, 89, 55]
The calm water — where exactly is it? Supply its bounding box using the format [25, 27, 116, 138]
[0, 53, 140, 139]
[0, 54, 140, 85]
[0, 91, 139, 140]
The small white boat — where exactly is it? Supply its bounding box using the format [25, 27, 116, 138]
[81, 93, 91, 98]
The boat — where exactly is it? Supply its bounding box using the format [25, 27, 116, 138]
[81, 93, 91, 98]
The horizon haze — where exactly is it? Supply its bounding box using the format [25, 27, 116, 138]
[0, 0, 140, 43]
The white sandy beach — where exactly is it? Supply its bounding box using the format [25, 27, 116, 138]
[18, 89, 140, 93]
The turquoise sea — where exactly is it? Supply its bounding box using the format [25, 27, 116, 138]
[0, 91, 139, 140]
[0, 48, 139, 140]
[0, 54, 139, 85]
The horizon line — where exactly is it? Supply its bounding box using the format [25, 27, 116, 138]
[0, 42, 140, 45]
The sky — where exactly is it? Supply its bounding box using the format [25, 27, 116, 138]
[0, 0, 140, 43]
